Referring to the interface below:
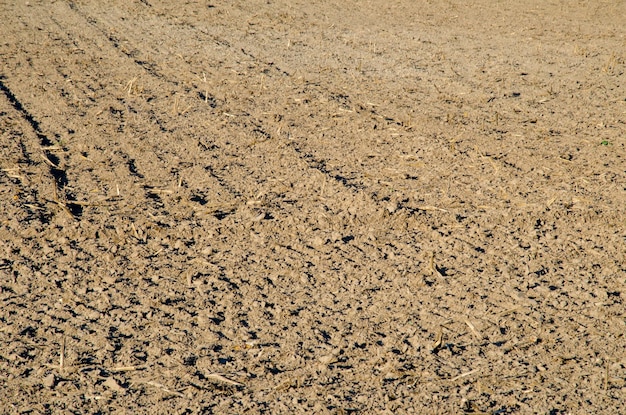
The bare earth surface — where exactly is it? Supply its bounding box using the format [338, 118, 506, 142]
[1, 1, 626, 413]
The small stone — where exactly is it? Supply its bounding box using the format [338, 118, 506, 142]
[103, 377, 124, 392]
[318, 354, 337, 364]
[43, 373, 56, 389]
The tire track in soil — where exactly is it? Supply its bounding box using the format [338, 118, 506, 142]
[0, 1, 235, 222]
[0, 75, 80, 218]
[0, 4, 134, 220]
[0, 5, 260, 410]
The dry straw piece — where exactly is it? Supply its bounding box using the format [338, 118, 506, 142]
[464, 319, 486, 341]
[59, 336, 65, 374]
[141, 380, 186, 398]
[205, 373, 244, 387]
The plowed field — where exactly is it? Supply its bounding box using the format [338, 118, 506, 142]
[1, 1, 625, 413]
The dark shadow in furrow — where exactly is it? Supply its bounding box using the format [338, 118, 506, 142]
[0, 76, 82, 218]
[288, 141, 427, 221]
[201, 161, 243, 221]
[240, 48, 291, 77]
[290, 143, 363, 192]
[0, 76, 53, 147]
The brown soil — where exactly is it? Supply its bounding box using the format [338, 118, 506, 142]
[1, 1, 625, 414]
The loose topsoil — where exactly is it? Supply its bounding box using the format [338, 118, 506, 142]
[1, 1, 625, 414]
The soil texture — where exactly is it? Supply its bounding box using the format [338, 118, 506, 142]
[1, 1, 626, 414]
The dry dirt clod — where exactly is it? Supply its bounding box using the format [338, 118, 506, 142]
[103, 377, 125, 393]
[42, 373, 56, 389]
